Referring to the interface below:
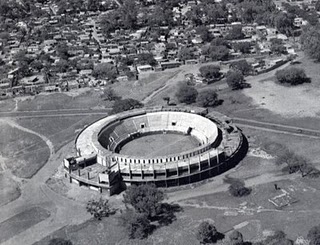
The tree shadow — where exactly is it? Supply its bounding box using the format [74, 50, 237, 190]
[153, 203, 183, 227]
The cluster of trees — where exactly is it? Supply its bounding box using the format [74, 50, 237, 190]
[199, 65, 222, 83]
[175, 83, 220, 108]
[226, 70, 247, 90]
[276, 147, 319, 177]
[86, 198, 115, 220]
[120, 184, 182, 239]
[301, 24, 320, 62]
[275, 67, 310, 86]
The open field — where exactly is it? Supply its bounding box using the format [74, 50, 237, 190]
[18, 114, 104, 151]
[17, 89, 108, 111]
[111, 70, 179, 102]
[0, 121, 50, 178]
[0, 173, 21, 207]
[120, 133, 199, 157]
[0, 207, 50, 244]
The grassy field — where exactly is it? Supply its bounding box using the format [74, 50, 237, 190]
[111, 70, 179, 102]
[17, 89, 108, 111]
[0, 173, 21, 207]
[0, 123, 50, 178]
[120, 133, 199, 157]
[0, 207, 50, 244]
[18, 114, 104, 151]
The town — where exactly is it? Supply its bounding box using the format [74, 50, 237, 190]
[2, 0, 320, 245]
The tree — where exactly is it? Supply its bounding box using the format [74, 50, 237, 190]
[316, 0, 320, 11]
[86, 198, 114, 220]
[197, 221, 218, 244]
[123, 184, 165, 219]
[226, 71, 246, 90]
[228, 230, 244, 245]
[275, 67, 309, 85]
[270, 38, 287, 55]
[262, 230, 294, 245]
[199, 65, 221, 82]
[301, 24, 320, 61]
[196, 25, 212, 42]
[111, 98, 143, 113]
[102, 87, 120, 101]
[178, 47, 196, 62]
[308, 224, 320, 245]
[137, 53, 157, 66]
[274, 12, 295, 36]
[202, 44, 229, 61]
[120, 210, 153, 239]
[197, 89, 219, 107]
[175, 83, 198, 104]
[93, 63, 117, 80]
[224, 177, 251, 197]
[230, 60, 252, 75]
[232, 42, 252, 54]
[48, 238, 73, 245]
[226, 25, 244, 40]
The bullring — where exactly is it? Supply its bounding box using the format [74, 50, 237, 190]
[63, 107, 246, 195]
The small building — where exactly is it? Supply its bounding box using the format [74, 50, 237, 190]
[137, 65, 153, 73]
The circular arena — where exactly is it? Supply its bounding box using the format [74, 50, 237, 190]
[63, 107, 247, 195]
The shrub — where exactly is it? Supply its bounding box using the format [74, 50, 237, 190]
[175, 83, 198, 104]
[111, 98, 143, 113]
[48, 238, 73, 245]
[86, 198, 114, 220]
[275, 67, 310, 85]
[196, 221, 218, 244]
[308, 224, 320, 245]
[224, 177, 251, 197]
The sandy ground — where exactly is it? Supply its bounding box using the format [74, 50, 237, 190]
[243, 79, 320, 118]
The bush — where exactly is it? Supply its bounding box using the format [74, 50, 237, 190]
[102, 87, 121, 101]
[196, 89, 219, 107]
[86, 198, 114, 220]
[224, 177, 251, 197]
[48, 238, 73, 245]
[308, 224, 320, 245]
[175, 83, 198, 104]
[275, 67, 310, 85]
[230, 60, 253, 75]
[111, 98, 143, 113]
[196, 221, 218, 244]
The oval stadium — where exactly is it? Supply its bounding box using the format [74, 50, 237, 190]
[63, 107, 247, 195]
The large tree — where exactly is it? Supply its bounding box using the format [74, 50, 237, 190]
[197, 89, 219, 107]
[199, 65, 221, 82]
[93, 63, 117, 80]
[123, 184, 165, 219]
[301, 24, 320, 61]
[175, 83, 198, 104]
[226, 71, 246, 90]
[202, 44, 229, 61]
[275, 67, 309, 86]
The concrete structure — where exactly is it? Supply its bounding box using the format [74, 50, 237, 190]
[64, 107, 246, 195]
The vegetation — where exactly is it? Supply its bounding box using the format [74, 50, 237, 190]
[86, 198, 115, 220]
[93, 63, 118, 81]
[111, 98, 143, 113]
[48, 238, 73, 245]
[202, 44, 229, 61]
[224, 177, 251, 197]
[102, 87, 121, 101]
[121, 184, 182, 239]
[301, 24, 320, 61]
[199, 65, 221, 83]
[226, 71, 246, 90]
[175, 83, 198, 104]
[196, 221, 223, 244]
[230, 60, 252, 75]
[197, 89, 219, 107]
[308, 224, 320, 245]
[256, 230, 294, 245]
[275, 67, 310, 86]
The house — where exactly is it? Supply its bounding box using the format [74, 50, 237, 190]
[160, 61, 181, 70]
